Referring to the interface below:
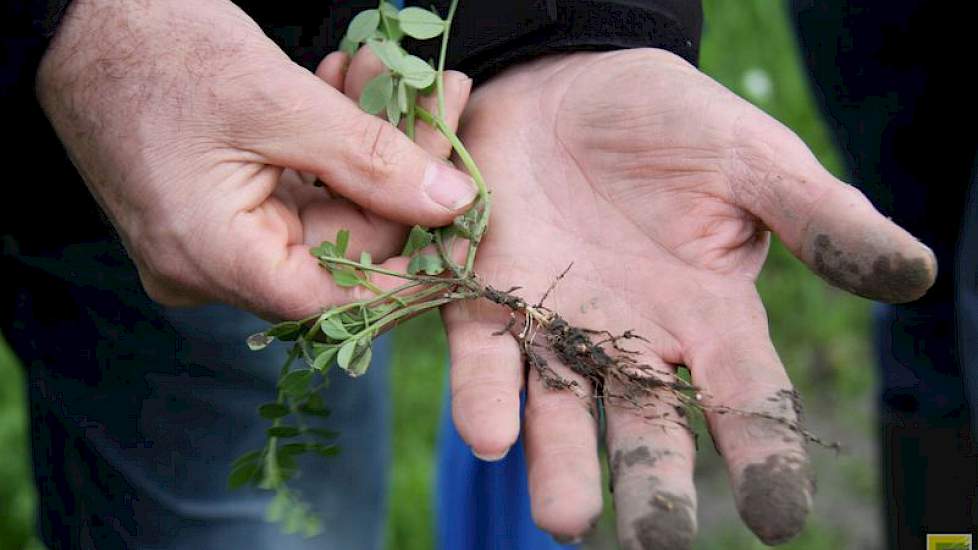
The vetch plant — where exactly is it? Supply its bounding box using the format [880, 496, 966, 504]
[229, 0, 834, 537]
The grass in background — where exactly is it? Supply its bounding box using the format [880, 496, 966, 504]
[0, 0, 879, 548]
[0, 336, 39, 550]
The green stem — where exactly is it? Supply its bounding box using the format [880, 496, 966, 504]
[414, 107, 487, 199]
[436, 0, 460, 119]
[414, 106, 491, 274]
[354, 295, 462, 341]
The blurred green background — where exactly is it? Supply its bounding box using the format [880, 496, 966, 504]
[0, 0, 882, 548]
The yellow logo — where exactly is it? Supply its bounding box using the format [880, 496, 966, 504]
[927, 534, 973, 550]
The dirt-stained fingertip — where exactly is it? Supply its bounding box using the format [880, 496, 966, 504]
[734, 452, 815, 545]
[809, 232, 937, 304]
[618, 483, 696, 550]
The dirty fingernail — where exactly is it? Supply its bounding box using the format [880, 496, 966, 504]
[735, 453, 815, 545]
[425, 162, 476, 211]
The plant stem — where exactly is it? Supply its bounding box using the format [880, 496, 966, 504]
[414, 106, 491, 275]
[435, 0, 459, 119]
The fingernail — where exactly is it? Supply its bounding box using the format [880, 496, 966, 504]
[425, 162, 476, 211]
[472, 447, 509, 462]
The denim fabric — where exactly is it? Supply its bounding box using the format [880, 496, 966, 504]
[3, 240, 391, 549]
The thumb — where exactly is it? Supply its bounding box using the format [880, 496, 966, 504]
[235, 65, 477, 227]
[728, 107, 937, 303]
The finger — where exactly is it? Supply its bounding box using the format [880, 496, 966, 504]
[672, 280, 814, 545]
[229, 64, 477, 227]
[524, 357, 604, 542]
[443, 298, 523, 461]
[270, 170, 405, 259]
[315, 51, 349, 90]
[196, 168, 446, 320]
[604, 357, 698, 550]
[413, 71, 472, 158]
[728, 107, 936, 303]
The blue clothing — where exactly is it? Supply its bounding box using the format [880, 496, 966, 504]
[436, 394, 576, 550]
[5, 240, 392, 549]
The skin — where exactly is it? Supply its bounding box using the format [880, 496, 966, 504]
[438, 51, 936, 546]
[38, 1, 936, 546]
[35, 0, 475, 321]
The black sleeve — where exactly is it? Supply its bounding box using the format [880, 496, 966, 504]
[406, 0, 703, 84]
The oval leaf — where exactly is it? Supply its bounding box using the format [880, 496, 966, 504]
[397, 55, 436, 89]
[231, 449, 262, 470]
[407, 254, 445, 276]
[228, 460, 260, 490]
[337, 339, 358, 371]
[331, 268, 363, 288]
[258, 402, 290, 419]
[321, 318, 351, 340]
[267, 426, 301, 438]
[346, 9, 380, 43]
[359, 72, 394, 115]
[398, 7, 444, 40]
[278, 370, 313, 398]
[297, 394, 330, 417]
[312, 346, 339, 371]
[379, 2, 399, 19]
[402, 225, 433, 256]
[366, 39, 405, 72]
[348, 345, 372, 377]
[339, 36, 359, 57]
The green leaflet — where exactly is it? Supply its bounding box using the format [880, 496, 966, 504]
[348, 345, 372, 377]
[278, 370, 312, 398]
[398, 55, 436, 89]
[402, 225, 434, 256]
[267, 426, 301, 438]
[330, 268, 363, 288]
[321, 317, 351, 340]
[359, 72, 394, 115]
[227, 460, 260, 490]
[407, 253, 445, 276]
[346, 9, 380, 43]
[398, 7, 445, 40]
[367, 39, 405, 72]
[258, 402, 289, 419]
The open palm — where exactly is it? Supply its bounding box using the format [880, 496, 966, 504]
[443, 49, 935, 548]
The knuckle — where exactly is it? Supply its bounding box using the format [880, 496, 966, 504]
[350, 116, 404, 184]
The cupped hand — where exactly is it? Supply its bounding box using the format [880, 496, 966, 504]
[36, 0, 475, 319]
[444, 50, 935, 547]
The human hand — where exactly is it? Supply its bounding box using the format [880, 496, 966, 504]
[36, 0, 475, 320]
[443, 50, 935, 547]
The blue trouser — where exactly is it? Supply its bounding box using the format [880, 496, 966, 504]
[436, 396, 575, 550]
[3, 239, 391, 549]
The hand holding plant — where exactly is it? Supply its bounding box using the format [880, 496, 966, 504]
[233, 2, 937, 547]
